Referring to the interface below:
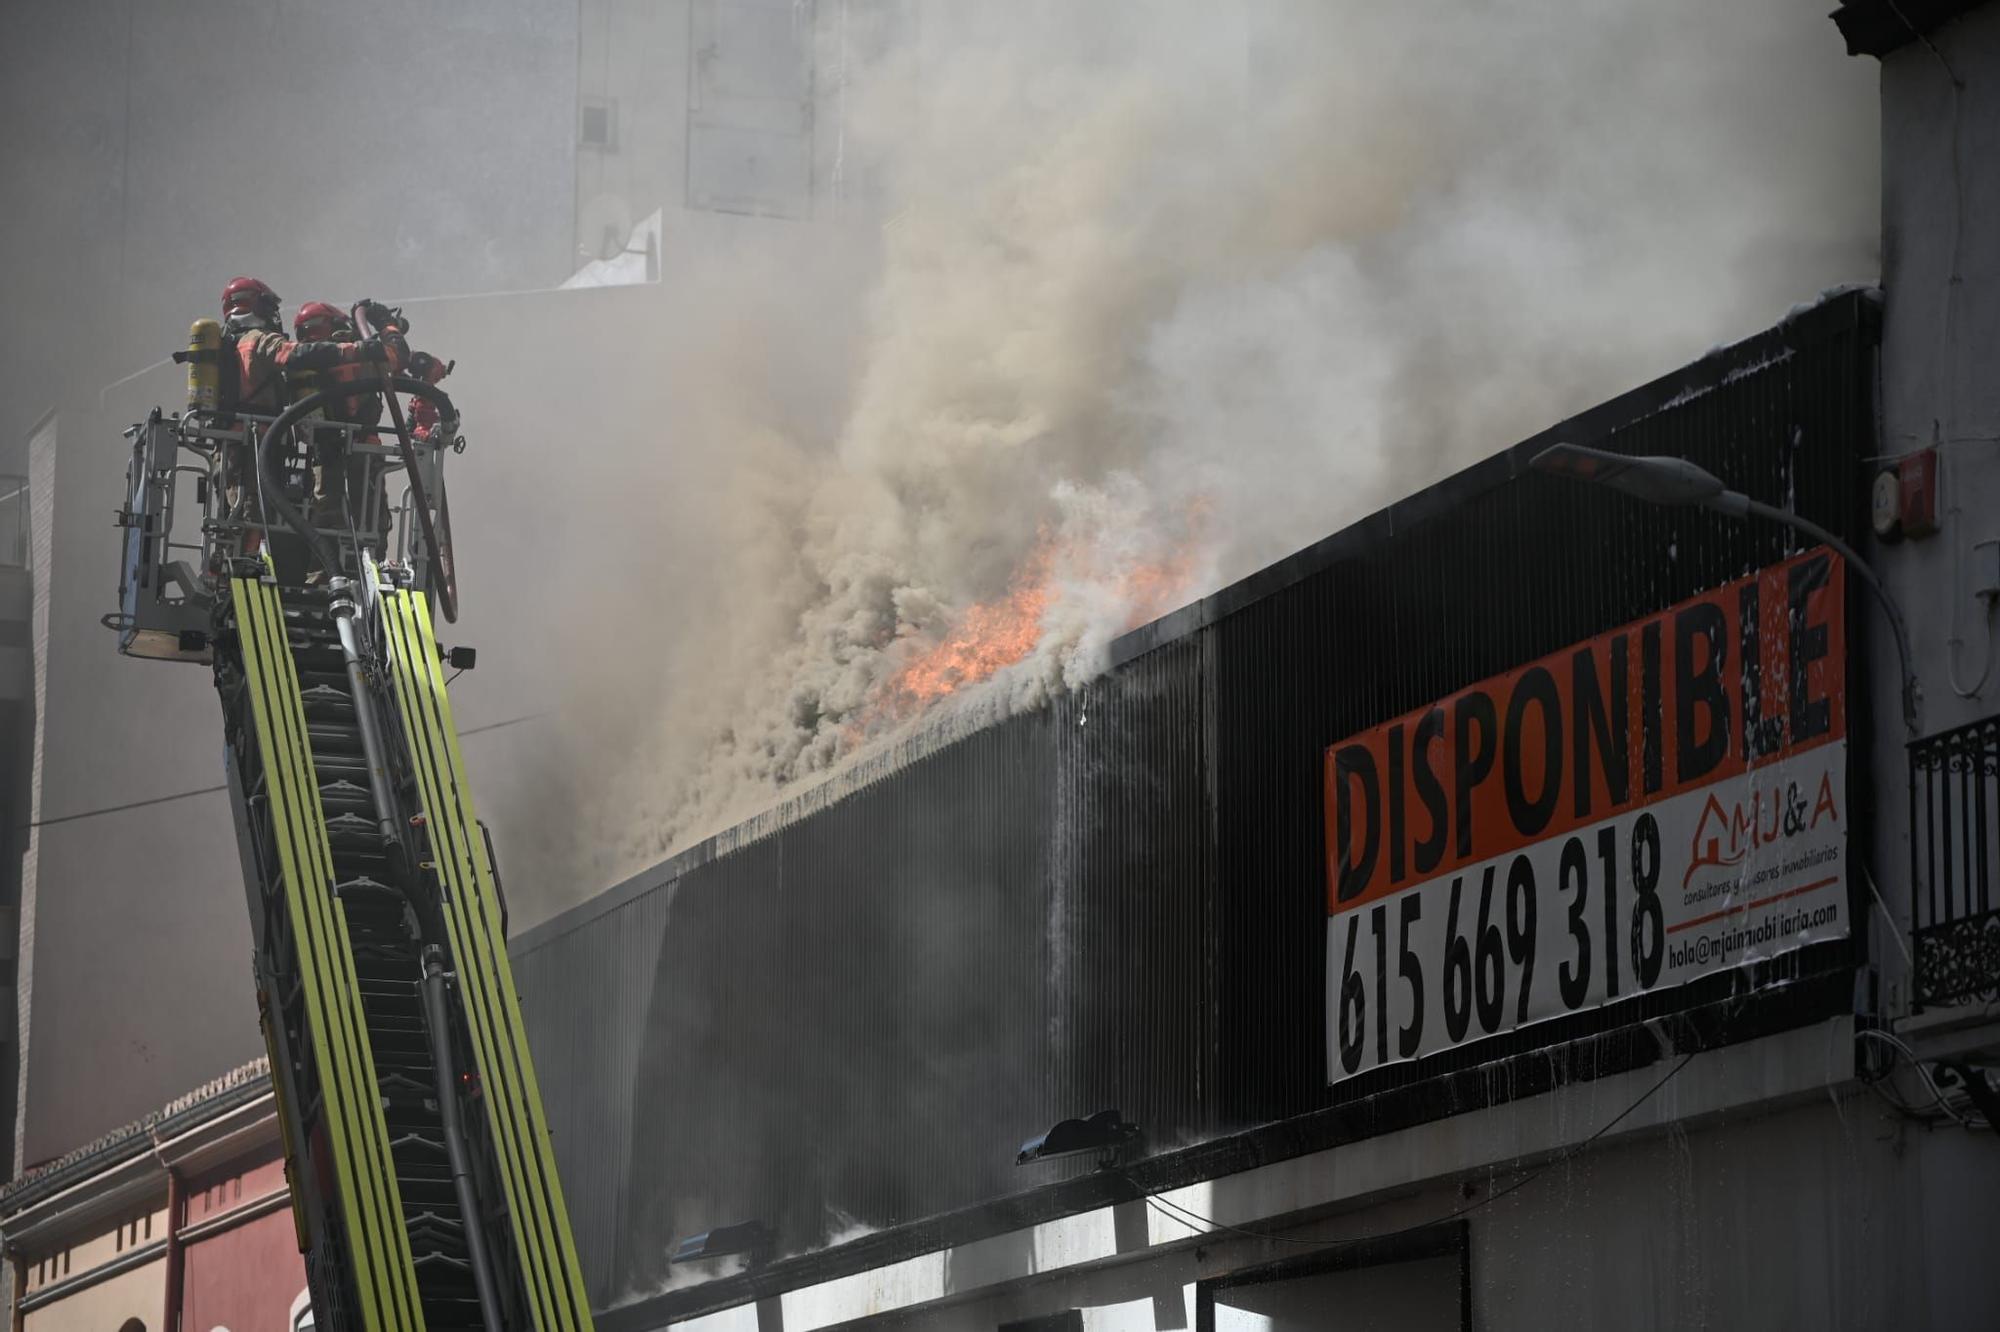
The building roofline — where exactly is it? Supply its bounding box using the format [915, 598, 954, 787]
[511, 287, 1882, 959]
[0, 1058, 271, 1216]
[1831, 0, 1988, 57]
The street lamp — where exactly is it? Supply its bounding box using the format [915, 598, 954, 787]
[670, 1220, 774, 1267]
[1530, 443, 1918, 734]
[1016, 1109, 1141, 1167]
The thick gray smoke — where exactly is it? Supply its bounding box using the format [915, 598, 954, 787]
[506, 0, 1876, 906]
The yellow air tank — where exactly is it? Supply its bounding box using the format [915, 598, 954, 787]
[186, 318, 223, 413]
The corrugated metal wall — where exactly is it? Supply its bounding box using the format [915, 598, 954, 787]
[1201, 304, 1876, 1124]
[513, 293, 1879, 1306]
[609, 713, 1059, 1298]
[514, 884, 679, 1301]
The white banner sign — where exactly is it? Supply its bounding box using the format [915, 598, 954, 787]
[1326, 743, 1845, 1078]
[1324, 550, 1850, 1083]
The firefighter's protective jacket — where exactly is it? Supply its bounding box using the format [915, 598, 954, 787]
[231, 329, 381, 413]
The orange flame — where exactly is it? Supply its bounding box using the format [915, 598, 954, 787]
[888, 545, 1057, 706]
[873, 515, 1204, 727]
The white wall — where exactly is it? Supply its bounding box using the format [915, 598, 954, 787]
[1866, 0, 2000, 1015]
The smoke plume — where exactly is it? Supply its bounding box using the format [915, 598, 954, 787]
[502, 0, 1876, 909]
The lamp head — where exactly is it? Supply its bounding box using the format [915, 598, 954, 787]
[670, 1220, 773, 1266]
[1531, 443, 1728, 508]
[1017, 1110, 1140, 1167]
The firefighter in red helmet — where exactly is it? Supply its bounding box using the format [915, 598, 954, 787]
[290, 300, 381, 425]
[289, 301, 379, 538]
[291, 299, 347, 343]
[207, 279, 405, 570]
[221, 275, 283, 333]
[289, 298, 451, 548]
[217, 277, 406, 413]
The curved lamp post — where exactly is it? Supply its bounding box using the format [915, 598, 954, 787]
[1530, 443, 1918, 736]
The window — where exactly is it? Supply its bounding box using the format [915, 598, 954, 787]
[580, 98, 616, 149]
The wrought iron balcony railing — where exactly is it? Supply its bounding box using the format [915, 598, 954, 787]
[1910, 715, 2000, 1008]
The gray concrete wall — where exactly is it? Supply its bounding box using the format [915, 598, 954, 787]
[576, 0, 691, 258]
[9, 207, 849, 1166]
[0, 0, 581, 1166]
[1, 0, 888, 1172]
[572, 0, 911, 254]
[0, 0, 579, 462]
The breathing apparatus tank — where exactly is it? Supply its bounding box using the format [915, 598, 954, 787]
[185, 318, 223, 413]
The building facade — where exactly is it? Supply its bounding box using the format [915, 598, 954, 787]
[3, 3, 1995, 1329]
[0, 1058, 307, 1332]
[508, 6, 2000, 1330]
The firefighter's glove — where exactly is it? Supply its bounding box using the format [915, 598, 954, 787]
[407, 350, 453, 385]
[360, 300, 409, 335]
[362, 332, 410, 372]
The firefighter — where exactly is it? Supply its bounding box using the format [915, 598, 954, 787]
[352, 301, 455, 536]
[290, 298, 375, 425]
[211, 278, 404, 573]
[220, 277, 406, 411]
[290, 300, 381, 537]
[405, 349, 454, 442]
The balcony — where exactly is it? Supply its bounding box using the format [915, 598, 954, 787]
[1909, 715, 2000, 1008]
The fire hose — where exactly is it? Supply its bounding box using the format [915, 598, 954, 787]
[255, 376, 460, 618]
[353, 301, 460, 622]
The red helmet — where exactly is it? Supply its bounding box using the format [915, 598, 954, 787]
[221, 276, 281, 328]
[293, 300, 349, 342]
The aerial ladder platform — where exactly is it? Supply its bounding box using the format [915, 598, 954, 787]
[106, 314, 594, 1332]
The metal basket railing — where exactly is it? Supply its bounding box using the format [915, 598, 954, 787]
[1909, 714, 2000, 1008]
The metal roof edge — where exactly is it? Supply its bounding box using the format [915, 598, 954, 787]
[511, 699, 1047, 954]
[1, 1058, 272, 1216]
[2, 1096, 278, 1256]
[1831, 0, 1987, 57]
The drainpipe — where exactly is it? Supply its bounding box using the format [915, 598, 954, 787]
[10, 1252, 24, 1332]
[150, 1127, 184, 1332]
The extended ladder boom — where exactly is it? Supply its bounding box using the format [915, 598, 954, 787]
[221, 565, 592, 1331]
[114, 359, 590, 1329]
